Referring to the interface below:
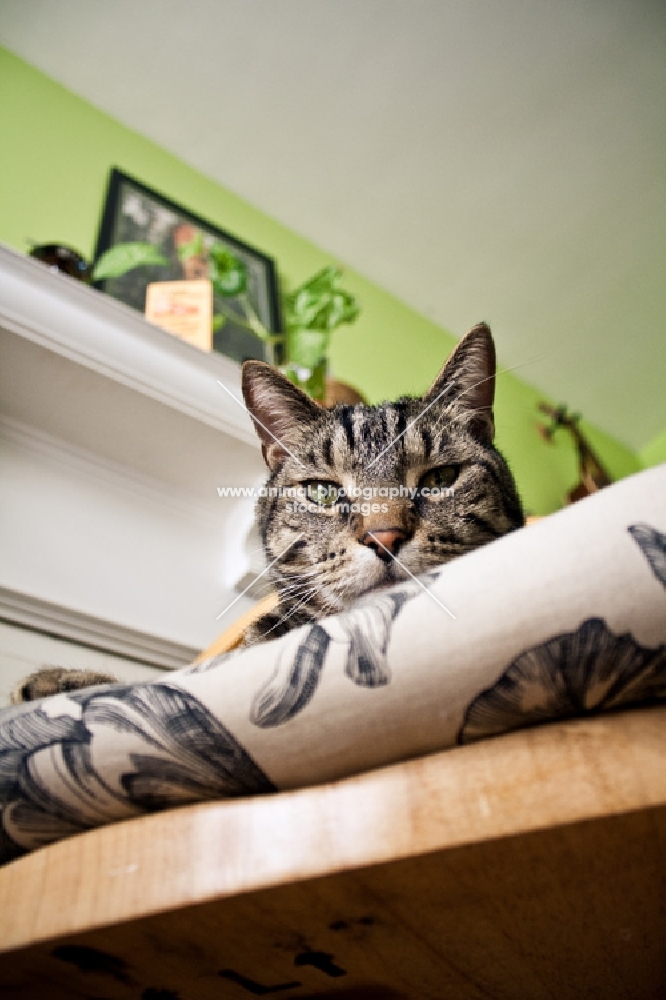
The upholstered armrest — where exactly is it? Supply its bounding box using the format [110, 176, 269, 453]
[0, 464, 664, 873]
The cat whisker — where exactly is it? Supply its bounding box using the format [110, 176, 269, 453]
[275, 566, 318, 580]
[274, 575, 327, 598]
[273, 568, 323, 587]
[275, 585, 317, 603]
[258, 587, 319, 641]
[273, 576, 321, 596]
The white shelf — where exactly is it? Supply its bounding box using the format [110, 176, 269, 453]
[0, 243, 267, 663]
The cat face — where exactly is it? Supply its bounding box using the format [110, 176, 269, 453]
[242, 323, 523, 617]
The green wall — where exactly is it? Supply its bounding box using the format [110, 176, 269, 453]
[641, 426, 666, 468]
[0, 47, 644, 513]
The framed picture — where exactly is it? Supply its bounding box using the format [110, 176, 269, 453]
[92, 168, 282, 364]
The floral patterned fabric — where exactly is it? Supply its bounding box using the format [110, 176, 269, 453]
[1, 465, 665, 865]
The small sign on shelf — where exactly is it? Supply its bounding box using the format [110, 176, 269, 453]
[145, 279, 212, 352]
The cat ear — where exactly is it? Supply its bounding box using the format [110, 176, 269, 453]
[242, 361, 321, 469]
[423, 322, 496, 444]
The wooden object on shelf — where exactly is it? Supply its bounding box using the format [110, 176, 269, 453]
[537, 401, 613, 503]
[324, 376, 366, 407]
[0, 703, 663, 998]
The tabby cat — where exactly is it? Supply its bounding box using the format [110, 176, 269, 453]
[15, 323, 523, 700]
[242, 321, 523, 643]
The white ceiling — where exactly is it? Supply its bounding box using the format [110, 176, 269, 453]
[1, 0, 664, 450]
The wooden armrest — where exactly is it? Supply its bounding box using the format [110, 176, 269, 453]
[192, 592, 279, 663]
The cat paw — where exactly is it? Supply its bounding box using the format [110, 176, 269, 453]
[11, 667, 118, 704]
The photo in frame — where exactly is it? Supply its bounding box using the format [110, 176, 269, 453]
[92, 168, 282, 364]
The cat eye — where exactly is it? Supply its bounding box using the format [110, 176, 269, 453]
[418, 465, 459, 493]
[304, 480, 341, 507]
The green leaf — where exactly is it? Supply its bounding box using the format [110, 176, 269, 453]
[209, 244, 247, 297]
[282, 367, 301, 388]
[304, 359, 327, 402]
[177, 232, 204, 261]
[284, 266, 360, 335]
[212, 314, 226, 332]
[299, 265, 340, 295]
[212, 270, 247, 297]
[281, 358, 327, 401]
[288, 327, 330, 369]
[92, 243, 169, 281]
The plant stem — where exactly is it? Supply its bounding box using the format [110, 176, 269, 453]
[239, 292, 272, 341]
[215, 297, 285, 359]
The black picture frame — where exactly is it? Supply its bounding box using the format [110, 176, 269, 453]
[92, 168, 282, 364]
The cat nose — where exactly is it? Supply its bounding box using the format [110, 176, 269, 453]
[360, 528, 408, 561]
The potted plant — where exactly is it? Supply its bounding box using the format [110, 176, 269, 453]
[92, 241, 360, 400]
